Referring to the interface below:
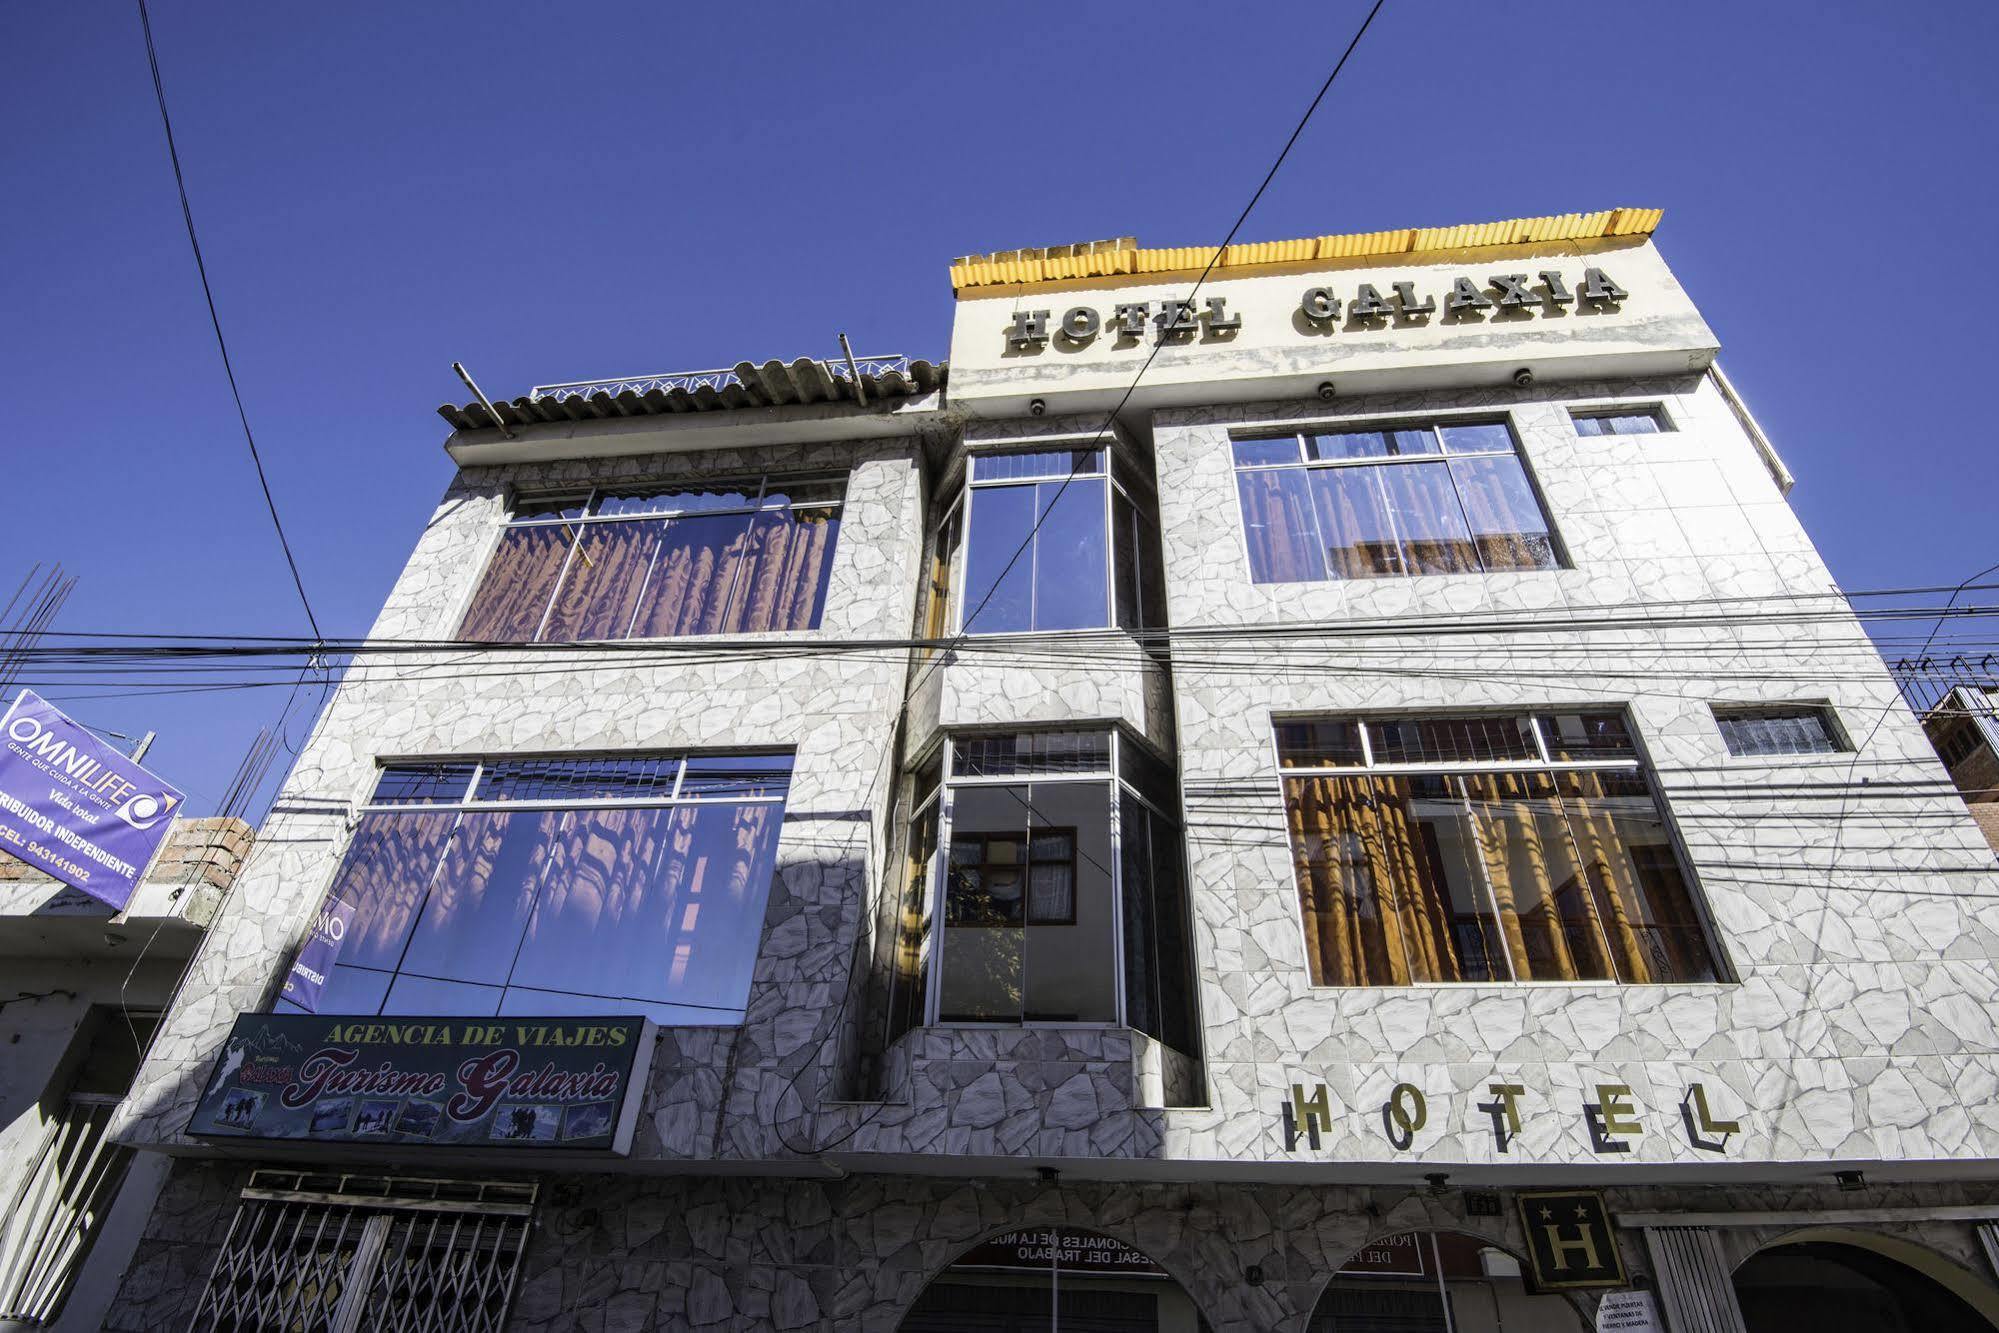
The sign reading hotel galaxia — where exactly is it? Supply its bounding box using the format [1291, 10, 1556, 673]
[0, 689, 184, 910]
[190, 1013, 655, 1154]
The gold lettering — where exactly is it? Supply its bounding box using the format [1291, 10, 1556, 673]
[1544, 1222, 1602, 1272]
[1596, 1084, 1641, 1138]
[1486, 1083, 1525, 1135]
[1688, 1083, 1740, 1135]
[1291, 1082, 1331, 1135]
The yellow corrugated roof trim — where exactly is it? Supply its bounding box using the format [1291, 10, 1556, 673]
[949, 208, 1663, 292]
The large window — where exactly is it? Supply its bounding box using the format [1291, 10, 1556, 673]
[948, 450, 1165, 635]
[884, 730, 1198, 1054]
[1233, 419, 1561, 583]
[1277, 713, 1722, 987]
[458, 475, 843, 642]
[280, 753, 791, 1024]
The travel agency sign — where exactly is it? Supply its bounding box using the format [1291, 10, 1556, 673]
[191, 1013, 657, 1155]
[0, 689, 184, 910]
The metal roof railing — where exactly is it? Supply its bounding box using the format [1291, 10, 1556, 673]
[531, 354, 911, 402]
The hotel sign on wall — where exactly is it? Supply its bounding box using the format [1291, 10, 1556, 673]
[1278, 1077, 1742, 1158]
[1003, 268, 1630, 351]
[190, 1013, 655, 1154]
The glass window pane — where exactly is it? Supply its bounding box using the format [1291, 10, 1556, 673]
[400, 810, 552, 986]
[594, 482, 760, 517]
[458, 524, 575, 641]
[1438, 421, 1515, 454]
[323, 812, 458, 972]
[1309, 466, 1402, 579]
[1449, 455, 1560, 571]
[679, 753, 793, 799]
[1112, 489, 1141, 631]
[1030, 477, 1109, 631]
[540, 518, 664, 641]
[1231, 437, 1302, 466]
[478, 755, 681, 803]
[513, 494, 590, 521]
[371, 763, 477, 806]
[1236, 468, 1325, 584]
[1715, 708, 1842, 756]
[971, 450, 1103, 482]
[759, 478, 846, 508]
[1386, 428, 1442, 456]
[726, 505, 840, 632]
[951, 731, 1111, 778]
[1377, 461, 1479, 575]
[511, 803, 784, 1012]
[938, 786, 1027, 1021]
[1556, 770, 1720, 983]
[1537, 713, 1636, 762]
[627, 512, 754, 638]
[963, 484, 1037, 633]
[1309, 430, 1390, 461]
[1023, 781, 1116, 1022]
[314, 965, 393, 1016]
[1461, 772, 1614, 982]
[1368, 716, 1538, 766]
[886, 802, 939, 1044]
[1118, 791, 1160, 1038]
[383, 974, 502, 1017]
[1283, 774, 1504, 984]
[1274, 719, 1365, 768]
[1572, 415, 1609, 437]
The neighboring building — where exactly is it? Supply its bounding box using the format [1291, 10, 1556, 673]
[1923, 685, 1999, 855]
[98, 210, 1999, 1332]
[0, 817, 252, 1331]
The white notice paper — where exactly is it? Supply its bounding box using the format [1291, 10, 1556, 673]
[1596, 1289, 1661, 1333]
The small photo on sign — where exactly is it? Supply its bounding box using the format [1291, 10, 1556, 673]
[310, 1098, 355, 1136]
[217, 1088, 263, 1129]
[561, 1100, 616, 1141]
[394, 1100, 444, 1139]
[354, 1100, 400, 1136]
[490, 1104, 561, 1143]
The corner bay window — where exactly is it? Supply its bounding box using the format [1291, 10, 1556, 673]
[885, 730, 1198, 1054]
[281, 753, 791, 1024]
[940, 449, 1165, 635]
[1233, 419, 1561, 583]
[458, 474, 843, 642]
[1278, 713, 1722, 987]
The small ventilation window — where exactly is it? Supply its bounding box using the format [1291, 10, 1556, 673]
[1713, 705, 1846, 757]
[1571, 407, 1669, 436]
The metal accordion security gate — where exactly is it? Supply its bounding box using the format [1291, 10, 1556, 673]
[188, 1171, 537, 1333]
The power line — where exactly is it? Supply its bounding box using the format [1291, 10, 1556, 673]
[134, 0, 323, 645]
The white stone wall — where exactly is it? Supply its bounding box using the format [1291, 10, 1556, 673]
[1148, 371, 1999, 1171]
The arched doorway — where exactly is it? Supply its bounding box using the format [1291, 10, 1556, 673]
[1309, 1229, 1586, 1332]
[898, 1226, 1209, 1332]
[1733, 1239, 1996, 1333]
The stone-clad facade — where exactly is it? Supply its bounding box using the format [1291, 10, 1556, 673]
[100, 213, 1999, 1330]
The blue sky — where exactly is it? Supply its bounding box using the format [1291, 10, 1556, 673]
[3, 1, 1995, 815]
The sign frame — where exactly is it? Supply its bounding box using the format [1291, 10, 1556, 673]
[1515, 1190, 1628, 1291]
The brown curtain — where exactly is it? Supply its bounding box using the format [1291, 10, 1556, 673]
[540, 521, 660, 641]
[457, 524, 575, 640]
[1461, 772, 1614, 982]
[1376, 462, 1478, 575]
[727, 507, 839, 632]
[1449, 456, 1557, 571]
[1555, 770, 1719, 983]
[1285, 776, 1462, 985]
[1311, 468, 1400, 578]
[1236, 471, 1323, 583]
[630, 513, 749, 638]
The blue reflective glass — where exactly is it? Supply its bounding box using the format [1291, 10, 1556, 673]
[971, 450, 1103, 482]
[963, 485, 1038, 632]
[313, 965, 393, 1016]
[384, 974, 502, 1017]
[1236, 468, 1323, 583]
[1030, 477, 1109, 631]
[1231, 437, 1302, 466]
[1438, 421, 1515, 454]
[397, 810, 551, 986]
[680, 753, 794, 799]
[1309, 430, 1390, 461]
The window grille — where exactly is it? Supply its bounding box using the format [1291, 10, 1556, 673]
[189, 1172, 536, 1333]
[1713, 705, 1846, 757]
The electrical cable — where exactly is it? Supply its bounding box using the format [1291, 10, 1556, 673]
[135, 0, 323, 646]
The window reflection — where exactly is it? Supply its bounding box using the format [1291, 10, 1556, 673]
[278, 755, 792, 1025]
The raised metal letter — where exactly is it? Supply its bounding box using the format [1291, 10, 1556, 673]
[1006, 310, 1049, 349]
[1350, 284, 1392, 319]
[1203, 296, 1241, 332]
[1061, 306, 1101, 341]
[1579, 268, 1629, 304]
[1392, 281, 1436, 317]
[1301, 287, 1340, 322]
[1446, 277, 1494, 313]
[1490, 274, 1537, 308]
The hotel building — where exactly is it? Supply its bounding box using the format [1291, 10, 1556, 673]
[92, 209, 1999, 1332]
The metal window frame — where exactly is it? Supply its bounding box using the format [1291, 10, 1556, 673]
[920, 728, 1183, 1029]
[1226, 413, 1568, 583]
[1567, 402, 1675, 436]
[487, 472, 848, 645]
[1270, 710, 1725, 989]
[953, 450, 1122, 637]
[1709, 703, 1850, 759]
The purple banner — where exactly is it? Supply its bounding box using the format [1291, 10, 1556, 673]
[282, 896, 355, 1012]
[0, 690, 185, 911]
